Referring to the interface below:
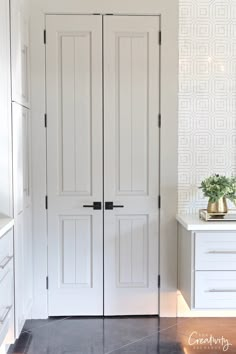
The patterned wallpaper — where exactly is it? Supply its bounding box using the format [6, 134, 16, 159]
[178, 0, 236, 213]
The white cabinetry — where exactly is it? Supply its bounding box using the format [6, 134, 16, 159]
[12, 103, 33, 337]
[11, 0, 32, 339]
[0, 0, 32, 347]
[11, 0, 30, 108]
[0, 225, 14, 352]
[177, 215, 236, 310]
[0, 0, 12, 217]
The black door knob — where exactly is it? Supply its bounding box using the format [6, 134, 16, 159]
[83, 202, 102, 210]
[105, 202, 124, 210]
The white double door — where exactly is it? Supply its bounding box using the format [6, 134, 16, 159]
[46, 15, 160, 316]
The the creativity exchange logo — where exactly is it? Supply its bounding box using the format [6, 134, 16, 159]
[188, 331, 232, 352]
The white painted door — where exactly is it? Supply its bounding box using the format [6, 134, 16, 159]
[46, 15, 103, 315]
[104, 16, 160, 315]
[46, 15, 159, 316]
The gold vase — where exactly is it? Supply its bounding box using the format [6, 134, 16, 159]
[207, 197, 228, 214]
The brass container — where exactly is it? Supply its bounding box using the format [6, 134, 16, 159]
[207, 197, 228, 214]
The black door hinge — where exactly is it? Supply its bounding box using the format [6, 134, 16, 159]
[159, 31, 161, 45]
[158, 275, 161, 288]
[158, 195, 161, 209]
[44, 30, 46, 44]
[44, 114, 47, 128]
[45, 195, 48, 210]
[158, 113, 161, 128]
[46, 276, 49, 289]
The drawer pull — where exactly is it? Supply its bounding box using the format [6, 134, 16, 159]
[207, 251, 236, 254]
[0, 306, 12, 324]
[0, 256, 13, 269]
[207, 289, 236, 293]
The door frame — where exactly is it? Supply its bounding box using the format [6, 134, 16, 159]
[30, 1, 178, 318]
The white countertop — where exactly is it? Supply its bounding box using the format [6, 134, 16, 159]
[177, 213, 236, 231]
[0, 215, 14, 238]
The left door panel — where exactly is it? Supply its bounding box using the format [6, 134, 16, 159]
[46, 15, 103, 315]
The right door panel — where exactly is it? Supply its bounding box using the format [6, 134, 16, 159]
[104, 16, 160, 315]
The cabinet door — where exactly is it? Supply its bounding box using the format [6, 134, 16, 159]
[23, 206, 33, 318]
[12, 103, 24, 215]
[14, 213, 25, 338]
[13, 104, 31, 214]
[11, 0, 30, 108]
[23, 109, 31, 208]
[12, 103, 32, 336]
[0, 0, 12, 217]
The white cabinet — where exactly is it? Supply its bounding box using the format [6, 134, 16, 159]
[195, 271, 236, 309]
[12, 103, 33, 337]
[195, 232, 236, 270]
[12, 104, 24, 215]
[13, 103, 31, 213]
[177, 216, 236, 310]
[23, 206, 33, 318]
[14, 210, 33, 338]
[11, 0, 30, 108]
[0, 0, 32, 346]
[0, 228, 14, 351]
[0, 0, 12, 217]
[14, 213, 25, 336]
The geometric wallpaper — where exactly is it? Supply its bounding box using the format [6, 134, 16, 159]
[178, 0, 236, 213]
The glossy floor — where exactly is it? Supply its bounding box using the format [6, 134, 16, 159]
[8, 317, 236, 354]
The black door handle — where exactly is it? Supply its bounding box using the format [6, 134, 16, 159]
[105, 202, 124, 210]
[83, 202, 102, 210]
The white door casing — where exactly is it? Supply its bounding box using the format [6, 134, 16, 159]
[46, 15, 103, 315]
[46, 14, 160, 316]
[104, 16, 160, 315]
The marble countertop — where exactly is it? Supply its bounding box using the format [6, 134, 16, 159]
[177, 213, 236, 231]
[0, 215, 14, 238]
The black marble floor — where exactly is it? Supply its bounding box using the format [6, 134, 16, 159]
[8, 317, 236, 354]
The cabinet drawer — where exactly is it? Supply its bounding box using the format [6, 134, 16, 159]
[195, 271, 236, 309]
[0, 230, 13, 281]
[195, 232, 236, 270]
[0, 268, 14, 347]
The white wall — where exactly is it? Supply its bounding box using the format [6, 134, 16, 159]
[179, 0, 236, 213]
[30, 0, 178, 317]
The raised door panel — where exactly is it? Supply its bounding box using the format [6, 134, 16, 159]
[60, 216, 92, 287]
[104, 16, 160, 315]
[116, 35, 148, 195]
[116, 216, 148, 288]
[59, 34, 93, 195]
[11, 0, 30, 108]
[46, 15, 103, 315]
